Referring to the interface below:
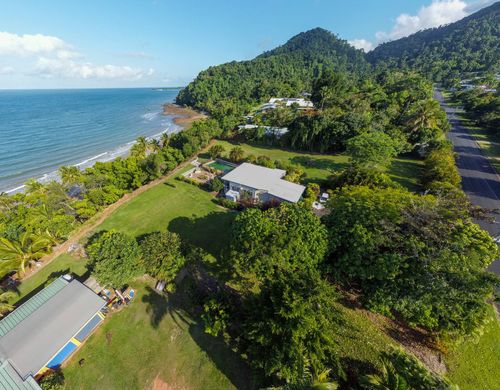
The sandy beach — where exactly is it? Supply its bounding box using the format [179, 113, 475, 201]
[163, 103, 207, 128]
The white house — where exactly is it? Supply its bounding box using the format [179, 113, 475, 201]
[268, 97, 314, 108]
[237, 124, 289, 138]
[257, 97, 314, 112]
[221, 163, 305, 203]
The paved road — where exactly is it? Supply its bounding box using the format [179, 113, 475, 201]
[434, 90, 500, 275]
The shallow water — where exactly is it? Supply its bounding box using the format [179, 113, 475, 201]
[0, 88, 180, 192]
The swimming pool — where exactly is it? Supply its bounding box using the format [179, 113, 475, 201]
[207, 160, 236, 173]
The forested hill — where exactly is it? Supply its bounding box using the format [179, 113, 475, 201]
[367, 1, 500, 82]
[175, 28, 368, 120]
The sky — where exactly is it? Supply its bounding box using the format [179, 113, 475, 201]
[0, 0, 496, 89]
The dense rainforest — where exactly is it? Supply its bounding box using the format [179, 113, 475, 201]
[178, 1, 499, 115]
[367, 1, 500, 83]
[2, 4, 500, 389]
[176, 28, 369, 122]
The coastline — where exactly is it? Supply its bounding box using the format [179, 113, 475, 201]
[163, 103, 207, 129]
[2, 102, 205, 194]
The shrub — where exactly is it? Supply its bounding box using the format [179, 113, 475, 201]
[422, 147, 461, 188]
[213, 197, 242, 210]
[210, 177, 225, 192]
[39, 370, 65, 390]
[328, 166, 398, 189]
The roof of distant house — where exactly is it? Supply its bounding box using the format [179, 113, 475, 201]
[221, 163, 305, 202]
[0, 278, 106, 380]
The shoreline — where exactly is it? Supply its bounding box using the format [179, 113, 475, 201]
[2, 102, 193, 195]
[163, 103, 207, 129]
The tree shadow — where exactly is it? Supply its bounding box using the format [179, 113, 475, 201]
[290, 155, 348, 172]
[164, 181, 176, 188]
[141, 285, 190, 329]
[188, 321, 263, 390]
[141, 281, 262, 389]
[389, 159, 423, 191]
[341, 357, 378, 387]
[168, 212, 236, 257]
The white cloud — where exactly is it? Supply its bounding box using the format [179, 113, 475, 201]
[348, 39, 375, 52]
[0, 31, 155, 82]
[0, 32, 69, 56]
[35, 57, 154, 80]
[0, 66, 14, 75]
[351, 0, 494, 51]
[376, 0, 467, 42]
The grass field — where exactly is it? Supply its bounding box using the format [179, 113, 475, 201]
[446, 307, 500, 390]
[62, 279, 258, 390]
[98, 176, 235, 256]
[213, 140, 423, 191]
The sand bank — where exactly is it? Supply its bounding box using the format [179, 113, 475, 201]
[163, 103, 207, 129]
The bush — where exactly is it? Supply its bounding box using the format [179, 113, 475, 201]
[422, 146, 461, 189]
[210, 177, 224, 192]
[213, 197, 242, 210]
[176, 175, 205, 188]
[328, 166, 398, 189]
[39, 370, 65, 390]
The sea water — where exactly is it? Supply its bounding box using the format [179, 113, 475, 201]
[0, 88, 181, 193]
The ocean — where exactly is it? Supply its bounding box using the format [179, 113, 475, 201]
[0, 88, 181, 193]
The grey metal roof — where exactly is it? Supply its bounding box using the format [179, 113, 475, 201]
[0, 278, 106, 379]
[0, 278, 68, 338]
[0, 361, 40, 390]
[221, 163, 305, 203]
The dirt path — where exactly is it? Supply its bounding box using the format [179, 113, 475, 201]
[21, 142, 215, 282]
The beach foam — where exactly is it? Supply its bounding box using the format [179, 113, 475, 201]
[3, 120, 181, 194]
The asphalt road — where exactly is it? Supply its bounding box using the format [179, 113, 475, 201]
[434, 90, 500, 275]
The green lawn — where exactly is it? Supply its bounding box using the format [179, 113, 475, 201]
[446, 307, 500, 390]
[62, 280, 258, 390]
[9, 253, 87, 305]
[98, 176, 235, 257]
[214, 140, 423, 191]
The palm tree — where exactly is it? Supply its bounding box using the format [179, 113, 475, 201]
[24, 179, 45, 195]
[229, 146, 245, 163]
[149, 138, 161, 153]
[405, 99, 441, 133]
[160, 132, 170, 148]
[0, 290, 15, 317]
[359, 358, 410, 390]
[131, 136, 148, 158]
[59, 165, 82, 187]
[0, 194, 14, 215]
[0, 232, 51, 276]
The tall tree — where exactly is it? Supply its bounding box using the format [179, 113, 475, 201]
[242, 269, 343, 384]
[86, 231, 143, 288]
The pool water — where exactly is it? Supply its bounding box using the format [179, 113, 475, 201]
[208, 161, 235, 173]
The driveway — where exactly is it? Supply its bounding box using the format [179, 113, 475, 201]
[434, 90, 500, 275]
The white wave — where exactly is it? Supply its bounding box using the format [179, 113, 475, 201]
[141, 112, 159, 121]
[5, 184, 26, 194]
[74, 152, 108, 167]
[3, 114, 180, 194]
